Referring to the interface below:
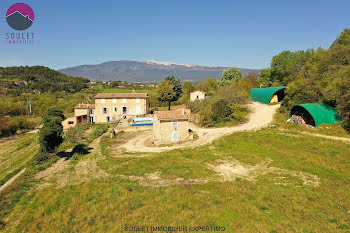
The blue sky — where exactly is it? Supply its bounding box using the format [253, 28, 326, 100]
[0, 0, 349, 70]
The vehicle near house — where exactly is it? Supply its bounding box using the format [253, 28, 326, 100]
[153, 106, 193, 144]
[190, 91, 206, 101]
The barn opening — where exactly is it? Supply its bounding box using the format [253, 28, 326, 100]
[290, 105, 316, 126]
[250, 86, 287, 104]
[289, 103, 341, 127]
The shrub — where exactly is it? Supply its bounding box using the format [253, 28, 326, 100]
[89, 124, 109, 141]
[0, 116, 38, 137]
[200, 100, 248, 127]
[187, 99, 208, 113]
[64, 124, 88, 144]
[216, 84, 250, 105]
[39, 108, 64, 154]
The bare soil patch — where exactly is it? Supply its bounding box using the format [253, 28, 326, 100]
[208, 159, 320, 187]
[35, 158, 109, 189]
[124, 172, 208, 188]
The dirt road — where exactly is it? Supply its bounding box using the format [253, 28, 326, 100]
[123, 102, 280, 153]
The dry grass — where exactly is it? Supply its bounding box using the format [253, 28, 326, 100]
[1, 111, 350, 232]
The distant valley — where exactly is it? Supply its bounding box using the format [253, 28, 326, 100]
[59, 60, 259, 82]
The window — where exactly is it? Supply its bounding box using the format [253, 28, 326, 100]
[103, 108, 108, 114]
[90, 109, 94, 115]
[136, 98, 140, 103]
[91, 117, 96, 123]
[197, 95, 199, 99]
[114, 107, 117, 112]
[113, 98, 117, 103]
[172, 120, 179, 127]
[106, 116, 110, 122]
[122, 98, 127, 103]
[136, 106, 141, 115]
[68, 121, 74, 125]
[122, 107, 128, 115]
[101, 98, 105, 103]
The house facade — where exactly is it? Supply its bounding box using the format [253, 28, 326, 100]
[153, 106, 192, 144]
[190, 91, 206, 101]
[93, 93, 150, 123]
[74, 104, 95, 122]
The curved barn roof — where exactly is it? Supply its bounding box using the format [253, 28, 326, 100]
[250, 86, 287, 104]
[290, 103, 341, 127]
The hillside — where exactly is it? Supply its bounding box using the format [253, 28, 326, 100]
[59, 60, 259, 82]
[0, 66, 89, 95]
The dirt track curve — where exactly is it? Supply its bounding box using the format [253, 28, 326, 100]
[122, 102, 280, 153]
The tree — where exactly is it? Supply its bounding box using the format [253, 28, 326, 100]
[182, 82, 195, 95]
[165, 75, 183, 101]
[195, 78, 219, 95]
[155, 80, 175, 110]
[258, 68, 273, 87]
[178, 82, 195, 104]
[269, 49, 315, 85]
[220, 67, 242, 85]
[39, 108, 65, 155]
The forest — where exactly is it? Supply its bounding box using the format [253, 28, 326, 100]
[260, 28, 350, 131]
[0, 66, 89, 95]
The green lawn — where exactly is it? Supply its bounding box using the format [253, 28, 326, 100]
[1, 113, 350, 232]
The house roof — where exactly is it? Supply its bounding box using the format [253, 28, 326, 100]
[172, 105, 191, 115]
[74, 104, 95, 109]
[94, 93, 149, 99]
[190, 91, 206, 94]
[155, 109, 190, 120]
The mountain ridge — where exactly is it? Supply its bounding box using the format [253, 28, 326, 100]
[59, 60, 259, 82]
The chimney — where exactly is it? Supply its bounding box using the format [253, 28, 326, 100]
[182, 108, 185, 115]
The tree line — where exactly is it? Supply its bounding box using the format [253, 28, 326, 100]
[0, 66, 89, 95]
[259, 28, 350, 132]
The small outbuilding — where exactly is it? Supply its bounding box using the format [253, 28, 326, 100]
[153, 106, 193, 144]
[250, 86, 287, 104]
[190, 91, 206, 102]
[290, 103, 341, 127]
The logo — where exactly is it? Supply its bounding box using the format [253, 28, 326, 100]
[6, 3, 34, 31]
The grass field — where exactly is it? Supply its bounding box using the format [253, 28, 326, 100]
[1, 111, 350, 232]
[0, 134, 38, 186]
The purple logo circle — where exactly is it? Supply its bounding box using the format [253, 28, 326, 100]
[6, 3, 34, 31]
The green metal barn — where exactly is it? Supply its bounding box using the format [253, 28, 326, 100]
[290, 103, 341, 127]
[250, 86, 287, 104]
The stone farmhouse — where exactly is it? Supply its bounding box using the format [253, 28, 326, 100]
[62, 104, 95, 130]
[67, 93, 150, 126]
[190, 91, 206, 101]
[153, 105, 193, 144]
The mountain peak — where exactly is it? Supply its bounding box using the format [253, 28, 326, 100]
[145, 60, 196, 68]
[59, 60, 259, 82]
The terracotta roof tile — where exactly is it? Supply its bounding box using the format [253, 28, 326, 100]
[94, 93, 149, 99]
[155, 109, 190, 120]
[172, 105, 191, 115]
[74, 104, 95, 109]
